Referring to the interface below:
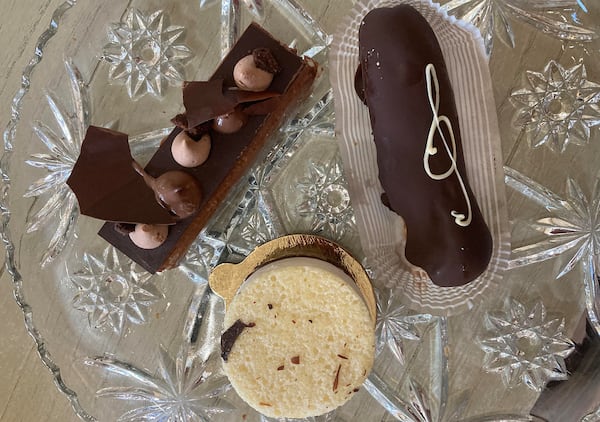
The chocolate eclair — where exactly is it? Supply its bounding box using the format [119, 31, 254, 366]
[357, 5, 492, 287]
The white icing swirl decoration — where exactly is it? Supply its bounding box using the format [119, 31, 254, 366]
[423, 63, 472, 227]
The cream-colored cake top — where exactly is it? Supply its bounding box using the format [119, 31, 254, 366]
[222, 257, 375, 419]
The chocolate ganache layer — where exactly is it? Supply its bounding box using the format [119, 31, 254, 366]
[357, 5, 492, 287]
[99, 23, 317, 273]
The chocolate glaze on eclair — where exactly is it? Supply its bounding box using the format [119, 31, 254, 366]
[357, 5, 492, 287]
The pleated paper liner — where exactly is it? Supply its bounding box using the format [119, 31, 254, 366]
[329, 0, 511, 315]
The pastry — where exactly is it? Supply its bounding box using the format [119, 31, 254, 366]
[356, 5, 492, 287]
[221, 257, 375, 418]
[97, 23, 317, 273]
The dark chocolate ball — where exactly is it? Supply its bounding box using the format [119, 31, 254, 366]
[213, 108, 248, 134]
[153, 170, 202, 219]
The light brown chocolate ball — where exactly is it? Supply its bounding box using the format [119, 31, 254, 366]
[171, 132, 211, 168]
[233, 54, 274, 92]
[129, 224, 169, 249]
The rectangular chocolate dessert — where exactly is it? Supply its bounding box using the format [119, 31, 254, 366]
[99, 23, 317, 273]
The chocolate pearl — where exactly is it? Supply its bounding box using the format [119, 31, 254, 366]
[129, 224, 168, 249]
[171, 132, 211, 168]
[233, 54, 274, 92]
[153, 171, 202, 219]
[133, 161, 202, 219]
[212, 108, 248, 134]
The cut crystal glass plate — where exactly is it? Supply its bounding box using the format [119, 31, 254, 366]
[2, 0, 600, 421]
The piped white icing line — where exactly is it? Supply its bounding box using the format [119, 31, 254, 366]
[423, 63, 472, 227]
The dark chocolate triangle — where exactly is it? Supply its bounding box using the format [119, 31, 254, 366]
[182, 80, 280, 129]
[66, 126, 176, 225]
[183, 80, 237, 129]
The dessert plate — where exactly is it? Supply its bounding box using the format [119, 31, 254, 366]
[3, 0, 600, 421]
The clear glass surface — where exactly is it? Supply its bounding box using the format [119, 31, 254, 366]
[2, 0, 600, 421]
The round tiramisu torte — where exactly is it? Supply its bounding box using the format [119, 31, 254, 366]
[221, 257, 375, 418]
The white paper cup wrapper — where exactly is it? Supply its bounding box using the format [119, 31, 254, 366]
[329, 0, 511, 315]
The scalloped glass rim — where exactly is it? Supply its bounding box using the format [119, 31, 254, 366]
[1, 2, 94, 419]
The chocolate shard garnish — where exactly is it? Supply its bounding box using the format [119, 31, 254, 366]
[171, 113, 188, 129]
[221, 319, 255, 362]
[66, 126, 176, 225]
[183, 79, 279, 129]
[171, 114, 211, 139]
[358, 5, 492, 287]
[99, 23, 317, 273]
[183, 80, 236, 128]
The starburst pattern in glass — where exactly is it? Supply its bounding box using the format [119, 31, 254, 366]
[364, 315, 449, 422]
[239, 205, 273, 245]
[506, 167, 600, 336]
[178, 232, 226, 285]
[506, 167, 600, 278]
[510, 61, 600, 153]
[102, 9, 192, 100]
[296, 156, 356, 241]
[441, 0, 596, 54]
[85, 342, 233, 421]
[70, 246, 163, 334]
[24, 60, 89, 266]
[479, 298, 575, 391]
[375, 289, 434, 365]
[222, 168, 281, 257]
